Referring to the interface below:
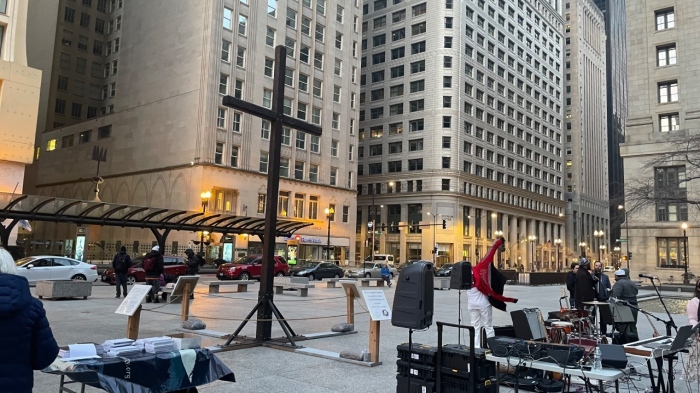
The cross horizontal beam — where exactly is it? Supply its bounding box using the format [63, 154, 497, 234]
[222, 96, 323, 137]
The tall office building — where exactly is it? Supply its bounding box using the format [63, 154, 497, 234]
[561, 0, 609, 262]
[26, 0, 361, 262]
[622, 0, 700, 279]
[0, 0, 43, 245]
[358, 0, 568, 271]
[592, 0, 627, 263]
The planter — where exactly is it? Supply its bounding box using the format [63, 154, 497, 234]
[36, 280, 93, 300]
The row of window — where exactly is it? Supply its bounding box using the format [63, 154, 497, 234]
[63, 6, 120, 34]
[74, 0, 122, 13]
[255, 191, 351, 223]
[45, 125, 112, 152]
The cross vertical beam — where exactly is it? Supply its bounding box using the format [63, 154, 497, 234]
[222, 45, 322, 343]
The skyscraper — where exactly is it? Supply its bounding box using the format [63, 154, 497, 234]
[593, 0, 628, 263]
[358, 0, 567, 271]
[26, 0, 361, 262]
[0, 0, 43, 245]
[622, 0, 700, 279]
[561, 0, 609, 261]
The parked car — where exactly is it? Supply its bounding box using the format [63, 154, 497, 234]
[290, 261, 345, 280]
[365, 254, 396, 266]
[603, 266, 615, 272]
[15, 256, 98, 284]
[435, 263, 455, 277]
[346, 262, 398, 279]
[396, 260, 420, 272]
[101, 255, 186, 285]
[217, 255, 289, 280]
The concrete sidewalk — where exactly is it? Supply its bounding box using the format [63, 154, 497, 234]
[31, 282, 698, 392]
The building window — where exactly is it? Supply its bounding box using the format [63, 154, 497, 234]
[657, 238, 686, 268]
[278, 191, 290, 217]
[266, 27, 275, 47]
[657, 45, 677, 66]
[263, 89, 272, 108]
[238, 14, 248, 36]
[660, 113, 680, 132]
[261, 120, 271, 140]
[658, 81, 678, 103]
[442, 179, 450, 191]
[294, 161, 305, 180]
[293, 194, 304, 218]
[230, 146, 239, 168]
[330, 167, 338, 186]
[656, 8, 675, 31]
[223, 7, 233, 29]
[219, 74, 229, 94]
[217, 108, 227, 128]
[655, 166, 687, 222]
[296, 131, 306, 149]
[61, 135, 74, 148]
[214, 143, 224, 164]
[308, 196, 319, 219]
[236, 46, 245, 67]
[78, 130, 91, 144]
[257, 193, 266, 213]
[309, 165, 319, 183]
[259, 151, 269, 173]
[97, 125, 111, 139]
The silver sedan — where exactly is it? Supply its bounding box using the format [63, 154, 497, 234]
[345, 262, 397, 279]
[15, 256, 99, 284]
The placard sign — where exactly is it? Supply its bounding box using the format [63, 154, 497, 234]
[115, 285, 152, 316]
[362, 290, 392, 321]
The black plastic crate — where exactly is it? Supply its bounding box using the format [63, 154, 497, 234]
[441, 374, 498, 393]
[397, 343, 438, 365]
[397, 359, 436, 380]
[396, 375, 436, 393]
[440, 344, 490, 372]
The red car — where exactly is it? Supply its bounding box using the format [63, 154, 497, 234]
[217, 255, 289, 280]
[101, 255, 187, 285]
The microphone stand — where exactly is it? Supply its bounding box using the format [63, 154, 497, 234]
[647, 278, 678, 336]
[619, 301, 675, 337]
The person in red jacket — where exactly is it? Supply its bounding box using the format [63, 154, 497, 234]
[0, 247, 59, 393]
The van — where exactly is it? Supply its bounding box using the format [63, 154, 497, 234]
[364, 254, 395, 266]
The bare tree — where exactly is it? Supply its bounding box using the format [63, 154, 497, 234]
[624, 133, 700, 217]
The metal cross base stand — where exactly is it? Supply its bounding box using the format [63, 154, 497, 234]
[225, 294, 298, 348]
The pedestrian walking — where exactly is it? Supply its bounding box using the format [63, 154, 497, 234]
[143, 246, 164, 303]
[185, 249, 199, 299]
[112, 246, 132, 298]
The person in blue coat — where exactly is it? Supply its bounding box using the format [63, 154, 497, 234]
[0, 247, 60, 393]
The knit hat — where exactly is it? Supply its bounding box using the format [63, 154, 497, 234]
[120, 246, 127, 252]
[152, 245, 159, 251]
[578, 257, 590, 267]
[614, 269, 626, 276]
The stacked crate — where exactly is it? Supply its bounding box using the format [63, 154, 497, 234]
[440, 344, 498, 393]
[396, 343, 438, 393]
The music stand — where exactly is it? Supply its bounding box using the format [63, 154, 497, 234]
[608, 303, 635, 344]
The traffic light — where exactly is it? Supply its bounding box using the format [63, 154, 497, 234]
[442, 219, 447, 229]
[628, 252, 632, 260]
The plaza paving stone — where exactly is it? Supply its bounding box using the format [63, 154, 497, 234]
[30, 278, 698, 392]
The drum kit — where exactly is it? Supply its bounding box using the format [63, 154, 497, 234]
[546, 298, 607, 345]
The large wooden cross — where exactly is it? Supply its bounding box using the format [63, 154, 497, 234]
[222, 46, 322, 344]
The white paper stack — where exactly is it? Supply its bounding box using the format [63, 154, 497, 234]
[137, 337, 176, 354]
[59, 344, 101, 361]
[102, 338, 140, 357]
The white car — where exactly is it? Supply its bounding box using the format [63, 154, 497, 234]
[15, 256, 99, 284]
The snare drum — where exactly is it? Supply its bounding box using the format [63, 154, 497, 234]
[552, 321, 573, 334]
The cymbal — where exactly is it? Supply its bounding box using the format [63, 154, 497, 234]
[583, 301, 609, 305]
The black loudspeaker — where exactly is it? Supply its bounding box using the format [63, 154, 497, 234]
[392, 261, 434, 329]
[510, 308, 548, 341]
[449, 261, 472, 290]
[598, 344, 629, 369]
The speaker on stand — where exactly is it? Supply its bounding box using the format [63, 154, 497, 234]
[392, 261, 435, 392]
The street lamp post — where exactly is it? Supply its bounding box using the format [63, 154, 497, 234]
[325, 207, 335, 261]
[495, 230, 504, 269]
[554, 238, 562, 272]
[593, 230, 604, 262]
[528, 235, 537, 272]
[618, 205, 630, 270]
[199, 191, 211, 255]
[579, 242, 587, 258]
[682, 222, 689, 284]
[599, 245, 606, 264]
[613, 246, 621, 268]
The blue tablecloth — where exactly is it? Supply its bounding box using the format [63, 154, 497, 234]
[44, 348, 235, 393]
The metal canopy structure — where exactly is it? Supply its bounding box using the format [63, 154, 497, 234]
[0, 193, 312, 248]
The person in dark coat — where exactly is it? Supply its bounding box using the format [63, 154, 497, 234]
[612, 269, 639, 337]
[566, 262, 579, 307]
[144, 245, 165, 303]
[112, 246, 133, 298]
[184, 249, 199, 299]
[593, 261, 612, 334]
[0, 247, 60, 393]
[574, 258, 597, 310]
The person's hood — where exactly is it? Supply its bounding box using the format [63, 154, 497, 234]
[0, 274, 32, 317]
[185, 249, 195, 257]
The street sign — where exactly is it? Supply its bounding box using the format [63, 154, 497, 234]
[619, 238, 627, 243]
[374, 231, 382, 235]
